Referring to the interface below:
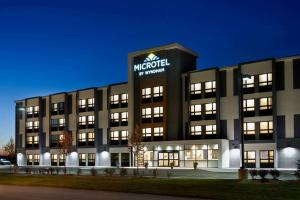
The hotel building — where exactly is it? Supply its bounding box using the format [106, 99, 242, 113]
[15, 43, 300, 169]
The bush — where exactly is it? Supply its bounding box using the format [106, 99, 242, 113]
[270, 169, 280, 180]
[249, 169, 258, 180]
[77, 168, 82, 176]
[152, 168, 158, 178]
[120, 168, 127, 176]
[90, 168, 97, 176]
[167, 171, 173, 178]
[193, 162, 198, 170]
[49, 167, 55, 175]
[55, 167, 60, 175]
[258, 170, 269, 180]
[104, 168, 115, 176]
[170, 162, 174, 169]
[25, 167, 31, 174]
[133, 169, 139, 176]
[144, 162, 149, 169]
[295, 160, 300, 179]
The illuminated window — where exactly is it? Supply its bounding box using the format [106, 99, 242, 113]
[190, 83, 201, 94]
[243, 75, 254, 88]
[121, 130, 128, 140]
[33, 121, 39, 129]
[121, 112, 128, 122]
[142, 128, 152, 137]
[260, 150, 274, 163]
[142, 88, 151, 99]
[153, 127, 163, 137]
[79, 99, 86, 108]
[259, 73, 272, 86]
[26, 136, 33, 144]
[153, 86, 163, 97]
[87, 132, 95, 142]
[26, 121, 33, 129]
[244, 151, 256, 163]
[110, 94, 119, 104]
[87, 115, 94, 124]
[142, 108, 152, 118]
[88, 153, 95, 166]
[191, 125, 202, 135]
[244, 122, 255, 135]
[259, 97, 272, 110]
[78, 133, 86, 142]
[204, 81, 216, 93]
[87, 98, 94, 108]
[111, 112, 119, 123]
[33, 106, 39, 115]
[205, 125, 216, 135]
[243, 99, 255, 111]
[79, 116, 86, 125]
[205, 103, 216, 115]
[79, 153, 86, 165]
[26, 107, 33, 115]
[190, 104, 201, 116]
[153, 106, 163, 118]
[121, 93, 128, 104]
[110, 131, 119, 140]
[59, 118, 65, 127]
[260, 121, 273, 134]
[33, 155, 39, 164]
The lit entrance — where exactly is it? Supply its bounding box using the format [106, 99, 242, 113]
[158, 151, 179, 167]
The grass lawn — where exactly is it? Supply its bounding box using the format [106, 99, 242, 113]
[0, 174, 299, 200]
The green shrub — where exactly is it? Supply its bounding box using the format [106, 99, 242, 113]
[258, 170, 269, 180]
[120, 168, 127, 176]
[249, 169, 258, 180]
[91, 168, 97, 176]
[270, 169, 280, 180]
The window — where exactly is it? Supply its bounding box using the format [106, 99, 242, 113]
[259, 73, 272, 86]
[205, 125, 216, 135]
[121, 112, 128, 126]
[110, 131, 119, 144]
[244, 122, 255, 135]
[260, 150, 274, 168]
[79, 99, 86, 108]
[243, 75, 254, 88]
[52, 102, 64, 115]
[26, 121, 33, 130]
[121, 93, 128, 106]
[111, 112, 119, 126]
[153, 106, 163, 117]
[244, 151, 256, 166]
[87, 98, 94, 107]
[142, 88, 151, 99]
[26, 106, 39, 117]
[191, 125, 202, 135]
[204, 81, 216, 93]
[142, 128, 152, 138]
[259, 121, 273, 140]
[190, 83, 201, 94]
[33, 121, 39, 130]
[26, 107, 33, 116]
[58, 154, 65, 166]
[110, 94, 119, 106]
[51, 118, 65, 131]
[88, 153, 96, 166]
[153, 86, 163, 97]
[205, 103, 216, 115]
[190, 105, 201, 116]
[79, 153, 86, 166]
[121, 130, 128, 141]
[79, 116, 86, 125]
[243, 99, 255, 111]
[78, 133, 86, 142]
[142, 108, 151, 123]
[33, 106, 39, 115]
[154, 127, 163, 137]
[87, 115, 94, 125]
[51, 154, 58, 166]
[87, 132, 95, 142]
[259, 97, 272, 110]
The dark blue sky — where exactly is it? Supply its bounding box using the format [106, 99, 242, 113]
[0, 0, 300, 146]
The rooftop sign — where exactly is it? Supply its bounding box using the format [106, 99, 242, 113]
[133, 53, 171, 76]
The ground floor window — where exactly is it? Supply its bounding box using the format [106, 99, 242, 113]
[244, 151, 256, 168]
[121, 153, 130, 167]
[27, 154, 39, 165]
[51, 154, 65, 166]
[158, 151, 179, 167]
[260, 150, 274, 168]
[111, 153, 119, 166]
[88, 153, 95, 166]
[79, 153, 86, 166]
[184, 144, 219, 168]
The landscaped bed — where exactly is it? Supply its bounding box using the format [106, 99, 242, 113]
[0, 174, 299, 200]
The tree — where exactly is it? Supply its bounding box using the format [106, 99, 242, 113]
[58, 130, 73, 167]
[2, 137, 16, 163]
[129, 124, 144, 173]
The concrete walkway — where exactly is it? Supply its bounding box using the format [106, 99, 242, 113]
[0, 185, 201, 200]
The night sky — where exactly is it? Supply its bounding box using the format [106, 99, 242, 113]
[0, 0, 300, 146]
